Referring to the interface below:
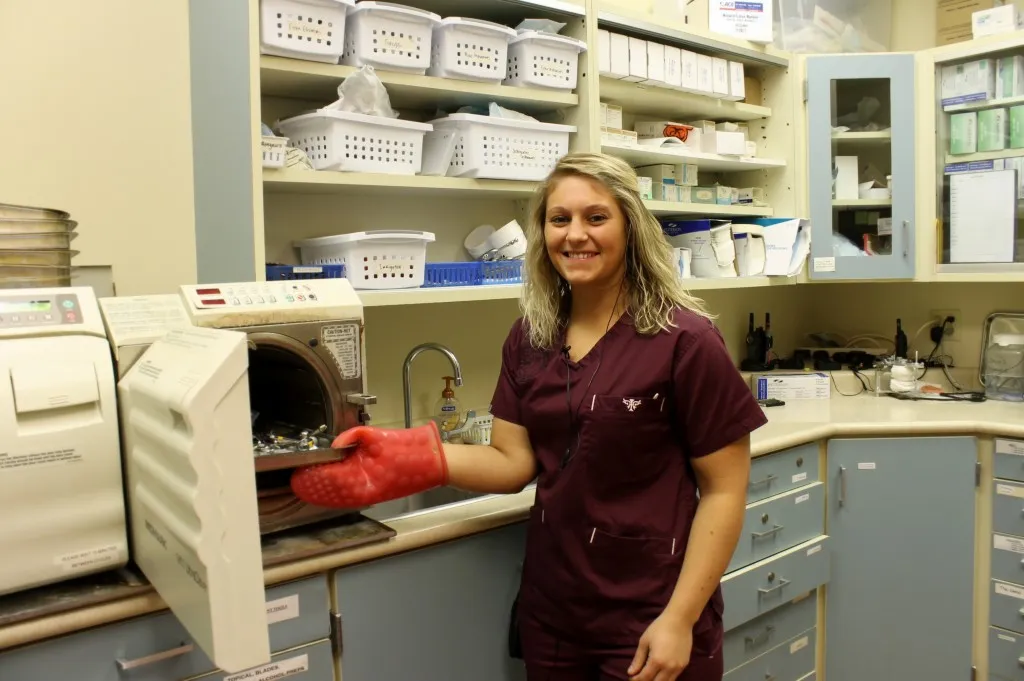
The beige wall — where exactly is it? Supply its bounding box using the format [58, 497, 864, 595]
[0, 0, 197, 295]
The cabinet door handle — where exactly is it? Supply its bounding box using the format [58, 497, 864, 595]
[116, 643, 194, 671]
[839, 466, 847, 506]
[752, 524, 785, 539]
[902, 220, 909, 259]
[758, 578, 791, 596]
[765, 674, 777, 681]
[749, 474, 777, 489]
[744, 624, 775, 647]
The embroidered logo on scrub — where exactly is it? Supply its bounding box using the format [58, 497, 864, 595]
[622, 398, 642, 412]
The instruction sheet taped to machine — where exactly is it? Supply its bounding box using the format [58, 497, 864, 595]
[322, 323, 361, 380]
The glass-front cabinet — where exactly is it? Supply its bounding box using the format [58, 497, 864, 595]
[930, 34, 1024, 279]
[806, 53, 917, 280]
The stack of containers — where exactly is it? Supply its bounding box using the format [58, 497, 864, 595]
[0, 203, 78, 289]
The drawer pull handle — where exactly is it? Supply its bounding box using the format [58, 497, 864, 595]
[744, 624, 775, 647]
[749, 474, 777, 489]
[838, 466, 847, 507]
[758, 578, 791, 597]
[752, 524, 785, 539]
[116, 643, 194, 671]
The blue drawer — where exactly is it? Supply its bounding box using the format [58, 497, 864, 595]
[723, 591, 817, 673]
[190, 640, 333, 681]
[993, 534, 1024, 587]
[0, 576, 330, 681]
[729, 483, 825, 572]
[994, 481, 1024, 538]
[992, 580, 1024, 636]
[723, 629, 816, 681]
[722, 537, 830, 632]
[996, 439, 1024, 484]
[990, 626, 1024, 681]
[748, 445, 819, 504]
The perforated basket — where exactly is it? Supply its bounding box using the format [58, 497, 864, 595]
[261, 136, 289, 168]
[294, 230, 435, 289]
[504, 31, 588, 91]
[342, 2, 440, 75]
[259, 0, 354, 64]
[425, 114, 575, 181]
[276, 110, 432, 174]
[427, 17, 517, 83]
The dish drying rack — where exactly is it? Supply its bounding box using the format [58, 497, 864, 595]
[442, 410, 493, 445]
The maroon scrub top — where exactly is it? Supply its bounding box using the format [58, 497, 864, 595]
[489, 307, 768, 653]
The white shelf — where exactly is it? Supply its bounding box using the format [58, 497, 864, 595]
[356, 275, 797, 306]
[942, 94, 1024, 114]
[603, 142, 786, 172]
[832, 199, 891, 209]
[645, 200, 774, 217]
[832, 131, 892, 144]
[600, 77, 771, 122]
[263, 168, 539, 198]
[260, 56, 578, 114]
[934, 263, 1024, 281]
[945, 149, 1024, 165]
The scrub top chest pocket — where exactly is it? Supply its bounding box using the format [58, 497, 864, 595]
[578, 392, 674, 484]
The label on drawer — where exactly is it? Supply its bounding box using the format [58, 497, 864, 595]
[999, 633, 1018, 642]
[795, 493, 810, 504]
[792, 472, 808, 483]
[997, 439, 1024, 456]
[224, 653, 309, 681]
[790, 636, 809, 654]
[857, 462, 876, 470]
[997, 483, 1024, 498]
[807, 544, 822, 556]
[266, 594, 300, 625]
[994, 534, 1024, 554]
[995, 582, 1024, 600]
[812, 257, 836, 273]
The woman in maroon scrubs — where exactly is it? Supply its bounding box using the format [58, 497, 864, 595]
[292, 152, 767, 681]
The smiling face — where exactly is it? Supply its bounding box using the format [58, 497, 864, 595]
[543, 175, 628, 291]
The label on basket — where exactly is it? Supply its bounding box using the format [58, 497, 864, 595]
[224, 654, 308, 681]
[465, 47, 493, 63]
[383, 34, 416, 54]
[287, 20, 328, 42]
[510, 143, 539, 164]
[539, 61, 566, 78]
[322, 323, 362, 380]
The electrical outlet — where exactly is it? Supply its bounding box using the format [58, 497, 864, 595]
[930, 309, 960, 343]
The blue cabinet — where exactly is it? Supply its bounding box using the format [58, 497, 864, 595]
[333, 522, 527, 681]
[806, 53, 917, 280]
[824, 437, 976, 681]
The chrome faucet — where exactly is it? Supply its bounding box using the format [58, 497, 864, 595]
[402, 343, 463, 428]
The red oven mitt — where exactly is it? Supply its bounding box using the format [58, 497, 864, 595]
[290, 422, 449, 508]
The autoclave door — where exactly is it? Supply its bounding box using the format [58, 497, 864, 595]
[117, 326, 270, 674]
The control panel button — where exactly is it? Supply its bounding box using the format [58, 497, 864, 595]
[11, 316, 19, 323]
[243, 297, 252, 305]
[44, 314, 52, 321]
[308, 293, 318, 301]
[285, 295, 294, 303]
[255, 296, 264, 304]
[61, 300, 75, 309]
[232, 297, 240, 305]
[65, 312, 76, 322]
[269, 295, 277, 303]
[296, 295, 306, 302]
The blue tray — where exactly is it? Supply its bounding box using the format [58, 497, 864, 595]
[423, 260, 524, 288]
[266, 264, 346, 280]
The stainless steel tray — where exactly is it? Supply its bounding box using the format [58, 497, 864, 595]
[0, 218, 77, 234]
[253, 444, 356, 473]
[0, 250, 78, 267]
[0, 203, 70, 220]
[0, 275, 72, 289]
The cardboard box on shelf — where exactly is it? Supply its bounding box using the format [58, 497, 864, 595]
[998, 55, 1024, 99]
[627, 37, 648, 83]
[600, 127, 638, 146]
[637, 175, 653, 200]
[664, 46, 682, 89]
[727, 62, 745, 102]
[601, 102, 624, 129]
[979, 107, 1009, 151]
[692, 186, 716, 204]
[681, 50, 699, 92]
[609, 33, 630, 79]
[711, 57, 731, 98]
[703, 130, 747, 155]
[937, 0, 1004, 46]
[696, 54, 714, 95]
[597, 29, 612, 75]
[744, 76, 762, 105]
[950, 111, 979, 154]
[1010, 105, 1024, 147]
[973, 4, 1024, 37]
[755, 373, 830, 401]
[646, 42, 666, 85]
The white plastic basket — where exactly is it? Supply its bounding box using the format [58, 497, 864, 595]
[427, 17, 517, 83]
[294, 230, 435, 289]
[261, 136, 289, 168]
[425, 114, 576, 181]
[504, 31, 588, 91]
[342, 2, 441, 75]
[259, 0, 354, 64]
[276, 110, 432, 174]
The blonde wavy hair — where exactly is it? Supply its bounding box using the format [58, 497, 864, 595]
[521, 152, 714, 349]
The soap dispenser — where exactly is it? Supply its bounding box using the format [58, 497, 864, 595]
[434, 376, 463, 435]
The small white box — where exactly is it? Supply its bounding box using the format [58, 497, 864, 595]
[627, 37, 648, 82]
[680, 50, 699, 92]
[963, 59, 998, 102]
[600, 127, 638, 146]
[684, 128, 703, 152]
[609, 33, 630, 79]
[834, 156, 859, 200]
[653, 181, 678, 202]
[711, 57, 730, 98]
[737, 187, 767, 205]
[597, 29, 612, 75]
[664, 46, 682, 89]
[635, 164, 677, 184]
[940, 64, 960, 105]
[677, 185, 693, 203]
[744, 140, 758, 157]
[637, 175, 653, 200]
[703, 130, 746, 155]
[690, 119, 717, 136]
[755, 373, 830, 401]
[696, 54, 714, 94]
[679, 163, 698, 186]
[727, 62, 745, 101]
[998, 55, 1024, 99]
[714, 185, 732, 205]
[602, 103, 623, 129]
[973, 5, 1024, 39]
[646, 42, 666, 85]
[877, 217, 893, 236]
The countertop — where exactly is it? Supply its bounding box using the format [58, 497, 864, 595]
[2, 394, 1023, 652]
